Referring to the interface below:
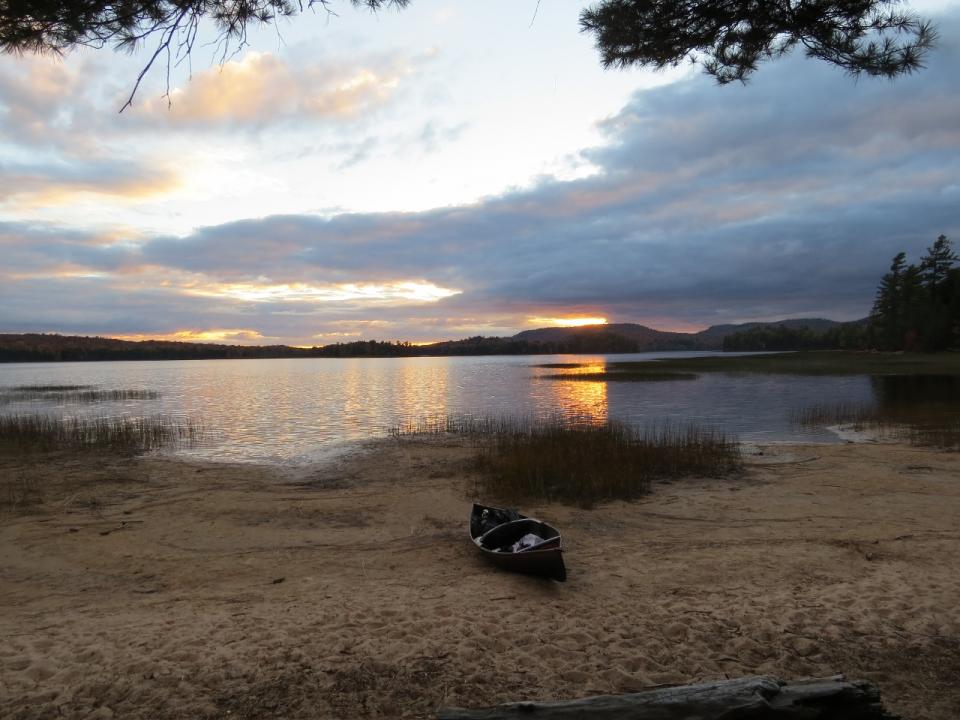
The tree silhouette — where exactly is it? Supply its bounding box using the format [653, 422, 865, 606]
[0, 0, 937, 110]
[921, 234, 959, 289]
[0, 0, 410, 110]
[580, 0, 937, 84]
[870, 236, 959, 351]
[870, 252, 907, 350]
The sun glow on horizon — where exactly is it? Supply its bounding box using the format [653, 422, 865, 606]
[528, 316, 608, 328]
[112, 329, 268, 344]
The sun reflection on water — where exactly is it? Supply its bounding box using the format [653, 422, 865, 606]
[542, 364, 608, 424]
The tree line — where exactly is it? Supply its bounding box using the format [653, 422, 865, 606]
[722, 235, 959, 352]
[0, 331, 649, 363]
[722, 322, 868, 352]
[869, 235, 959, 351]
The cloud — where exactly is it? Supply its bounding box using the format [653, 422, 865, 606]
[0, 160, 180, 209]
[111, 329, 270, 344]
[0, 55, 184, 211]
[3, 10, 960, 342]
[130, 51, 411, 128]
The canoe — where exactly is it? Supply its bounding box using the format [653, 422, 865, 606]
[469, 503, 567, 582]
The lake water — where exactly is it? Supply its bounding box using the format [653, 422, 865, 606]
[0, 352, 902, 463]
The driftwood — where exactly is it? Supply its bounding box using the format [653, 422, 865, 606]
[437, 675, 898, 719]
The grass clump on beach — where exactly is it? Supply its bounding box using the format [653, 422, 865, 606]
[393, 415, 742, 506]
[0, 414, 205, 454]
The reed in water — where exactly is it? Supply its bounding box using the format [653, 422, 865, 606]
[791, 402, 960, 450]
[0, 385, 159, 404]
[0, 414, 204, 453]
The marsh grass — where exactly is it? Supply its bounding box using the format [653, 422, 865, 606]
[791, 402, 960, 450]
[536, 352, 960, 377]
[393, 415, 742, 506]
[0, 386, 159, 404]
[909, 421, 960, 450]
[544, 370, 698, 382]
[606, 351, 960, 376]
[789, 402, 884, 430]
[0, 414, 205, 454]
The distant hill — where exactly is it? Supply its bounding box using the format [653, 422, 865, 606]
[718, 318, 869, 351]
[0, 318, 866, 362]
[0, 333, 319, 363]
[514, 323, 711, 351]
[694, 318, 855, 343]
[512, 318, 863, 352]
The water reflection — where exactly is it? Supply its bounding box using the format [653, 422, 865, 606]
[394, 360, 450, 425]
[1, 354, 955, 463]
[542, 375, 608, 425]
[872, 375, 960, 414]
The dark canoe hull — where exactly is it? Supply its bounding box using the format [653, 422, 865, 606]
[470, 503, 567, 582]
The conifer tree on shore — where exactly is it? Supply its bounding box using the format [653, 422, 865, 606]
[870, 235, 959, 351]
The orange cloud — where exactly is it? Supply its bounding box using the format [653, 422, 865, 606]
[112, 329, 268, 344]
[185, 279, 461, 305]
[135, 52, 408, 126]
[527, 316, 608, 328]
[0, 169, 181, 210]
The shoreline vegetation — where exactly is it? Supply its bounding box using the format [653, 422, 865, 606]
[0, 321, 857, 362]
[0, 385, 160, 404]
[536, 350, 960, 377]
[0, 414, 204, 454]
[391, 416, 742, 507]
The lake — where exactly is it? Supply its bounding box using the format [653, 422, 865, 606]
[0, 352, 912, 463]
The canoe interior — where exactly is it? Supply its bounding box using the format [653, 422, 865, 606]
[475, 518, 560, 552]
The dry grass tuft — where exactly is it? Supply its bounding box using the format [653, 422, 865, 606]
[393, 415, 742, 507]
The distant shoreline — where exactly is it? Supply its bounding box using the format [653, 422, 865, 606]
[0, 348, 726, 364]
[0, 319, 863, 363]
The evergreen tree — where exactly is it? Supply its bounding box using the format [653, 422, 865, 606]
[919, 235, 958, 350]
[580, 0, 936, 84]
[920, 235, 958, 290]
[870, 252, 907, 350]
[0, 1, 937, 108]
[899, 263, 926, 351]
[870, 236, 959, 351]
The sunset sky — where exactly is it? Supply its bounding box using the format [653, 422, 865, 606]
[2, 0, 959, 346]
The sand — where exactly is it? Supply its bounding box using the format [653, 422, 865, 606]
[1, 439, 959, 719]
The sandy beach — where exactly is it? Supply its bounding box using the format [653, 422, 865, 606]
[2, 438, 959, 719]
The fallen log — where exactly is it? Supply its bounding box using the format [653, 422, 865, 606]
[437, 675, 898, 719]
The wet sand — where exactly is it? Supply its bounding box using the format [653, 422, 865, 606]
[1, 439, 959, 719]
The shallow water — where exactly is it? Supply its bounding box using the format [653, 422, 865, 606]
[0, 352, 935, 463]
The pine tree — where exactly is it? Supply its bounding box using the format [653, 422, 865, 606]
[919, 235, 958, 350]
[920, 235, 958, 290]
[899, 263, 925, 351]
[870, 252, 907, 350]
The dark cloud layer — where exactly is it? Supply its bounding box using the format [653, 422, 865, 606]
[4, 11, 960, 342]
